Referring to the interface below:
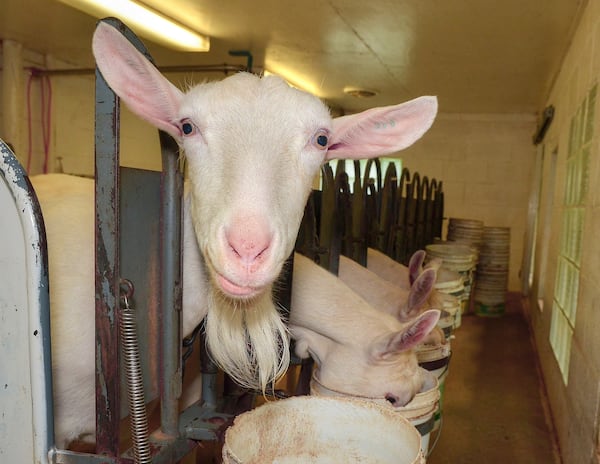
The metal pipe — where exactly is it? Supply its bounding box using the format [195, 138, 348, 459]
[159, 131, 183, 438]
[28, 63, 247, 77]
[94, 51, 122, 459]
[2, 41, 25, 164]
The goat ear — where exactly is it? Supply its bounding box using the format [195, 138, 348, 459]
[408, 250, 427, 285]
[398, 268, 437, 321]
[371, 309, 441, 359]
[92, 22, 184, 139]
[425, 257, 443, 272]
[326, 96, 437, 160]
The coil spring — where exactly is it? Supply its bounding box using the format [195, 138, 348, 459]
[120, 279, 151, 464]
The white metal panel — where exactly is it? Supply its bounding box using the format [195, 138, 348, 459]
[0, 141, 53, 463]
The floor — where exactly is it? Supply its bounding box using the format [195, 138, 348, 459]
[426, 292, 562, 464]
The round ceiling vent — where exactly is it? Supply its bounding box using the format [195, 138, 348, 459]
[343, 87, 378, 98]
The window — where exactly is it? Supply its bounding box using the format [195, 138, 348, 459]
[536, 147, 558, 311]
[550, 85, 595, 384]
[322, 158, 401, 192]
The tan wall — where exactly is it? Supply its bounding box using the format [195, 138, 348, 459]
[50, 70, 163, 176]
[399, 112, 537, 291]
[527, 1, 600, 463]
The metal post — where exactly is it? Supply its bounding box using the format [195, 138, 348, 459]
[158, 131, 183, 438]
[94, 52, 122, 457]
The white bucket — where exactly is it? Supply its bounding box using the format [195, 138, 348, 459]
[309, 369, 440, 456]
[433, 290, 462, 334]
[426, 243, 478, 316]
[447, 217, 485, 248]
[417, 342, 451, 432]
[222, 395, 425, 464]
[434, 268, 464, 330]
[474, 226, 511, 317]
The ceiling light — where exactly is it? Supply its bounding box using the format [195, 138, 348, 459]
[343, 87, 378, 98]
[57, 0, 210, 52]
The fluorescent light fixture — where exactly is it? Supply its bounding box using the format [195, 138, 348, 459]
[57, 0, 210, 51]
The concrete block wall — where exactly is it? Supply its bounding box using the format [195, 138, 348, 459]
[528, 1, 600, 462]
[401, 112, 537, 291]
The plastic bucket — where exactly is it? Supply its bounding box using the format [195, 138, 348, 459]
[434, 268, 464, 330]
[417, 342, 451, 432]
[427, 243, 477, 316]
[309, 369, 440, 456]
[222, 395, 425, 464]
[447, 217, 485, 248]
[474, 227, 510, 317]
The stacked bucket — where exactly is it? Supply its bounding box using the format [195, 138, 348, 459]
[444, 217, 485, 315]
[425, 242, 478, 323]
[431, 268, 464, 336]
[474, 227, 510, 316]
[447, 217, 485, 250]
[421, 241, 475, 439]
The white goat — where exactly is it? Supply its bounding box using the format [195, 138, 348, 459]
[366, 247, 430, 290]
[338, 252, 449, 347]
[33, 22, 437, 447]
[289, 253, 440, 406]
[338, 253, 436, 320]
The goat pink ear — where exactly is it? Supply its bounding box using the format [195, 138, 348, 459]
[326, 96, 438, 160]
[92, 22, 184, 139]
[397, 268, 437, 321]
[371, 309, 441, 359]
[408, 250, 427, 285]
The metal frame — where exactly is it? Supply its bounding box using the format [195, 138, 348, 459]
[0, 139, 54, 464]
[311, 159, 445, 268]
[50, 17, 227, 464]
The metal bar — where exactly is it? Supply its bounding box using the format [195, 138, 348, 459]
[319, 163, 338, 272]
[0, 140, 54, 463]
[335, 170, 351, 266]
[28, 64, 247, 77]
[49, 449, 121, 464]
[380, 163, 398, 255]
[351, 160, 367, 265]
[200, 335, 219, 408]
[94, 17, 159, 460]
[94, 43, 122, 458]
[158, 131, 183, 438]
[393, 167, 410, 262]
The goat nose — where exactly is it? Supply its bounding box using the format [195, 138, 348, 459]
[225, 218, 272, 265]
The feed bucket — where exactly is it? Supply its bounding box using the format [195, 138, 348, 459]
[436, 294, 461, 336]
[309, 369, 440, 457]
[433, 268, 464, 330]
[417, 341, 451, 432]
[222, 395, 425, 464]
[426, 243, 477, 316]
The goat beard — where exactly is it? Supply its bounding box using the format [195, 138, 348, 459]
[204, 285, 290, 393]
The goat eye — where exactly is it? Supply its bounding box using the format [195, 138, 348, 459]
[181, 120, 195, 136]
[313, 130, 329, 150]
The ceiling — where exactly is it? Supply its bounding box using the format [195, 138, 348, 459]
[0, 0, 586, 115]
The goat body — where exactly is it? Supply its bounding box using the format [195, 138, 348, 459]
[289, 253, 440, 407]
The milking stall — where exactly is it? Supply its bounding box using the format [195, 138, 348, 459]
[2, 0, 599, 463]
